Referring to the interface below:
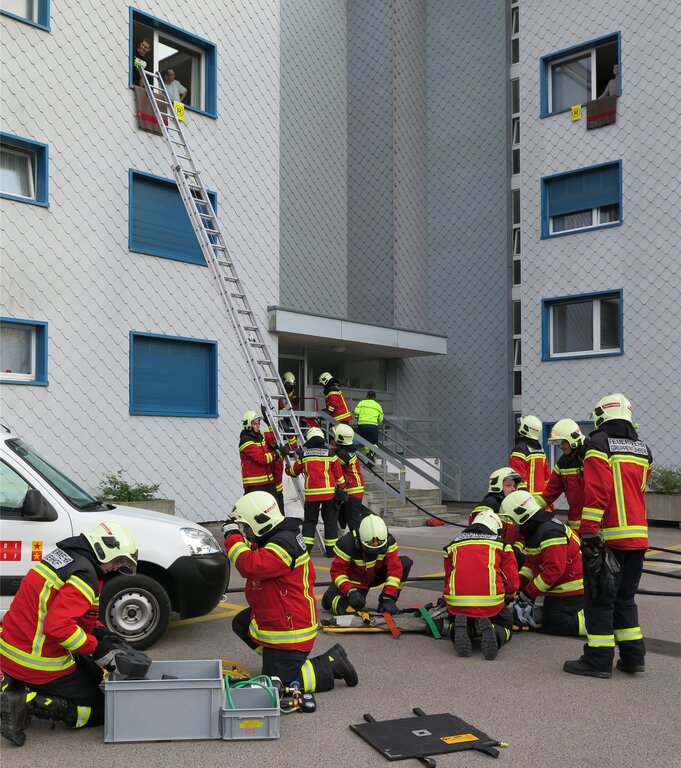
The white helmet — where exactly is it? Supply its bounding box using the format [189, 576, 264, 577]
[334, 424, 355, 446]
[282, 371, 295, 385]
[84, 521, 138, 575]
[232, 491, 284, 538]
[548, 418, 585, 448]
[241, 409, 260, 431]
[472, 509, 503, 535]
[487, 467, 523, 494]
[318, 372, 333, 386]
[592, 393, 632, 428]
[358, 514, 388, 553]
[518, 415, 542, 441]
[305, 427, 324, 442]
[499, 490, 541, 526]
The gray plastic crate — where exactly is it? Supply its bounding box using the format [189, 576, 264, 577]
[104, 659, 223, 742]
[221, 685, 280, 740]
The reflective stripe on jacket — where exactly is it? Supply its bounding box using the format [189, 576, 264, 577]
[354, 399, 384, 426]
[286, 447, 345, 500]
[335, 448, 364, 497]
[510, 438, 551, 496]
[541, 451, 585, 531]
[324, 389, 352, 423]
[239, 429, 276, 488]
[330, 531, 403, 599]
[519, 515, 583, 599]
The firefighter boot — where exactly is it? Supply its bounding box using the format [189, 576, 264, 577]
[29, 693, 74, 724]
[327, 644, 358, 687]
[476, 617, 498, 661]
[452, 614, 472, 658]
[1, 677, 32, 747]
[616, 659, 645, 674]
[563, 659, 611, 679]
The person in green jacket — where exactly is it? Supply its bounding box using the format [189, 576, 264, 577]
[353, 391, 383, 467]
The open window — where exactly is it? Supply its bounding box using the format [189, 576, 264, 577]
[0, 318, 48, 385]
[541, 33, 619, 116]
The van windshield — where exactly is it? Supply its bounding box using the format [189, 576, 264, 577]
[8, 438, 101, 509]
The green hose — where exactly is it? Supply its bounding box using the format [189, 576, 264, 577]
[224, 674, 278, 709]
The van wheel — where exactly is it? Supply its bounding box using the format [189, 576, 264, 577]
[99, 574, 171, 650]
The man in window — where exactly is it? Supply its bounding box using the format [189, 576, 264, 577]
[132, 37, 153, 86]
[599, 63, 618, 98]
[163, 69, 188, 104]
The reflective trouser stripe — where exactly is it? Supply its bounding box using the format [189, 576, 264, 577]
[331, 594, 342, 614]
[323, 536, 338, 547]
[587, 633, 615, 648]
[577, 610, 586, 637]
[300, 660, 316, 692]
[303, 536, 315, 546]
[614, 626, 643, 642]
[74, 706, 91, 728]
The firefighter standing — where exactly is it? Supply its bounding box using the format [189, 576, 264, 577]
[443, 510, 519, 660]
[564, 393, 652, 679]
[510, 415, 551, 500]
[239, 409, 289, 498]
[332, 424, 365, 532]
[319, 372, 352, 423]
[541, 419, 586, 533]
[286, 427, 345, 555]
[279, 371, 299, 410]
[322, 514, 412, 616]
[0, 522, 139, 746]
[353, 390, 384, 464]
[224, 492, 358, 693]
[500, 491, 585, 637]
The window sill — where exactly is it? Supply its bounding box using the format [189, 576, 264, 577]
[130, 409, 218, 418]
[0, 10, 50, 31]
[542, 350, 623, 362]
[128, 83, 217, 119]
[0, 378, 49, 386]
[129, 244, 207, 266]
[0, 192, 49, 207]
[542, 221, 622, 240]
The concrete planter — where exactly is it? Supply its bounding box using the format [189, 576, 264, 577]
[646, 493, 681, 524]
[114, 499, 176, 516]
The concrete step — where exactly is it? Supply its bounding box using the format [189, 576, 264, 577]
[363, 488, 442, 507]
[384, 510, 463, 528]
[388, 504, 450, 519]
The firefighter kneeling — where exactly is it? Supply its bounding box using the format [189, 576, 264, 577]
[223, 492, 358, 693]
[321, 514, 412, 616]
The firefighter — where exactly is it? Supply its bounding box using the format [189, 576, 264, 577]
[321, 514, 412, 616]
[469, 467, 524, 554]
[279, 371, 299, 410]
[0, 522, 138, 746]
[541, 419, 586, 533]
[223, 492, 358, 692]
[510, 415, 551, 500]
[353, 390, 383, 465]
[239, 409, 289, 498]
[564, 393, 652, 679]
[286, 426, 345, 555]
[443, 510, 518, 660]
[319, 372, 352, 423]
[499, 491, 585, 637]
[332, 423, 364, 532]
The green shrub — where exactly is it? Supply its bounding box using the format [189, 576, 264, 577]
[648, 467, 681, 496]
[98, 470, 161, 501]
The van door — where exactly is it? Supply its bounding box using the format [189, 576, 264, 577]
[0, 459, 72, 619]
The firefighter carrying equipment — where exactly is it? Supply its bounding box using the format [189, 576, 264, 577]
[548, 419, 585, 448]
[239, 421, 277, 491]
[84, 521, 138, 576]
[518, 415, 542, 440]
[592, 392, 633, 427]
[232, 491, 285, 538]
[92, 638, 151, 678]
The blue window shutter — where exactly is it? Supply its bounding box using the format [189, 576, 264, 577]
[548, 164, 619, 216]
[130, 173, 217, 265]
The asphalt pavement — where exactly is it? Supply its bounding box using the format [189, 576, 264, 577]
[3, 521, 680, 768]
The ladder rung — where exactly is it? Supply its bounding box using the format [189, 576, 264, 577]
[217, 261, 232, 267]
[250, 343, 265, 348]
[230, 293, 245, 299]
[263, 377, 277, 383]
[237, 309, 252, 315]
[257, 360, 274, 366]
[244, 325, 257, 331]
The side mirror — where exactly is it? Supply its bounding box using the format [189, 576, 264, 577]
[22, 489, 57, 521]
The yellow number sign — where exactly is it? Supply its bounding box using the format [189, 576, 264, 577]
[174, 101, 185, 122]
[571, 104, 582, 121]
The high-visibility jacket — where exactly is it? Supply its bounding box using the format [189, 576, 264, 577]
[541, 449, 585, 532]
[469, 493, 521, 550]
[224, 519, 318, 652]
[510, 437, 551, 496]
[517, 513, 583, 599]
[323, 385, 352, 423]
[353, 398, 384, 426]
[443, 525, 519, 617]
[580, 422, 653, 550]
[0, 536, 102, 686]
[286, 439, 345, 501]
[335, 446, 364, 497]
[263, 426, 284, 492]
[278, 387, 298, 411]
[330, 531, 403, 600]
[239, 428, 276, 489]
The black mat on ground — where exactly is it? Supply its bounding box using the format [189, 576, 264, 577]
[350, 708, 502, 761]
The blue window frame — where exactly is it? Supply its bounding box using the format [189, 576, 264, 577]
[129, 170, 216, 265]
[540, 33, 620, 117]
[542, 290, 623, 361]
[0, 0, 50, 30]
[541, 161, 621, 239]
[0, 318, 48, 385]
[0, 132, 48, 206]
[130, 8, 217, 118]
[130, 332, 218, 417]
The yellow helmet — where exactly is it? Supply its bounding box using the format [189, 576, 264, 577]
[232, 491, 284, 537]
[472, 509, 503, 534]
[499, 490, 541, 526]
[282, 371, 295, 385]
[318, 372, 333, 386]
[305, 427, 324, 442]
[592, 393, 632, 428]
[241, 409, 260, 430]
[358, 514, 388, 553]
[548, 418, 585, 448]
[85, 521, 138, 575]
[518, 415, 542, 441]
[487, 467, 523, 494]
[334, 424, 355, 446]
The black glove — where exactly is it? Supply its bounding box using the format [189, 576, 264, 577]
[277, 444, 291, 458]
[598, 547, 621, 599]
[378, 597, 398, 616]
[295, 446, 304, 459]
[92, 625, 110, 641]
[221, 517, 240, 537]
[334, 487, 349, 505]
[347, 589, 366, 611]
[581, 534, 604, 599]
[517, 590, 534, 604]
[92, 634, 127, 672]
[260, 404, 271, 426]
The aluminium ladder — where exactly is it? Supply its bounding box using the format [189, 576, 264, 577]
[138, 70, 325, 547]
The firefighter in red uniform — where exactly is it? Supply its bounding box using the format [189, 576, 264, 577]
[443, 510, 519, 660]
[469, 467, 524, 556]
[319, 372, 352, 423]
[286, 427, 345, 555]
[321, 515, 412, 615]
[500, 491, 585, 637]
[239, 409, 289, 497]
[510, 415, 551, 500]
[541, 419, 586, 533]
[564, 393, 652, 679]
[279, 371, 299, 410]
[223, 492, 358, 692]
[332, 424, 365, 533]
[0, 522, 138, 746]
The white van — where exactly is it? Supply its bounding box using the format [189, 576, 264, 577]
[0, 426, 229, 649]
